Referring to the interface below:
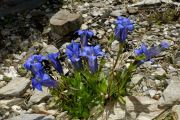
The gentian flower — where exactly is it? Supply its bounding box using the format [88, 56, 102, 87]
[32, 73, 57, 91]
[160, 41, 170, 49]
[114, 16, 134, 42]
[66, 41, 82, 70]
[24, 54, 47, 71]
[48, 52, 63, 74]
[134, 43, 162, 63]
[77, 30, 94, 47]
[80, 45, 104, 73]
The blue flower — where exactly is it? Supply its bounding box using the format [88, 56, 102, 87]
[135, 43, 161, 63]
[24, 55, 47, 71]
[115, 16, 134, 42]
[160, 41, 169, 49]
[80, 45, 104, 73]
[77, 30, 94, 47]
[66, 41, 82, 70]
[32, 73, 57, 91]
[48, 52, 63, 74]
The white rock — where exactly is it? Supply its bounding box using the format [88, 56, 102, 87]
[4, 66, 18, 78]
[0, 74, 3, 80]
[151, 68, 166, 77]
[172, 105, 180, 120]
[132, 74, 144, 84]
[149, 90, 157, 98]
[0, 77, 30, 97]
[12, 105, 22, 114]
[159, 77, 180, 105]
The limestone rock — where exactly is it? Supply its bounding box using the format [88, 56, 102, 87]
[28, 87, 50, 105]
[0, 77, 30, 97]
[8, 113, 55, 120]
[159, 77, 180, 105]
[0, 98, 24, 107]
[172, 105, 180, 120]
[98, 96, 165, 120]
[50, 10, 83, 36]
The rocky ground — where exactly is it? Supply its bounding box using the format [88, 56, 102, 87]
[0, 0, 180, 120]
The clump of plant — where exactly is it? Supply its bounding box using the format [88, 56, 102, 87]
[24, 16, 169, 119]
[148, 7, 179, 24]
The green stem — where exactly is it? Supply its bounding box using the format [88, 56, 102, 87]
[108, 43, 124, 97]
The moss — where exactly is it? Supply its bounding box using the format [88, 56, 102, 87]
[3, 76, 12, 82]
[17, 67, 27, 77]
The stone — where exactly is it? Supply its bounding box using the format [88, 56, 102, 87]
[98, 96, 165, 120]
[41, 44, 59, 55]
[159, 77, 180, 105]
[0, 77, 30, 97]
[50, 10, 83, 36]
[132, 74, 144, 84]
[127, 6, 138, 14]
[0, 98, 24, 107]
[174, 51, 180, 68]
[28, 87, 50, 105]
[8, 114, 55, 120]
[4, 66, 18, 78]
[0, 0, 47, 17]
[0, 74, 3, 80]
[151, 68, 166, 77]
[111, 40, 119, 52]
[148, 90, 157, 98]
[0, 81, 6, 88]
[11, 105, 22, 114]
[110, 9, 126, 17]
[172, 105, 180, 120]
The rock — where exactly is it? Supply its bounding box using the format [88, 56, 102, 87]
[148, 90, 157, 98]
[50, 10, 83, 36]
[0, 98, 24, 107]
[127, 6, 138, 14]
[151, 68, 166, 78]
[0, 0, 47, 17]
[4, 66, 18, 78]
[110, 9, 127, 17]
[0, 81, 6, 88]
[11, 105, 23, 114]
[172, 105, 180, 120]
[111, 40, 119, 52]
[41, 44, 59, 54]
[0, 77, 30, 97]
[8, 113, 55, 120]
[132, 74, 144, 84]
[28, 87, 50, 105]
[0, 74, 3, 80]
[99, 96, 165, 120]
[174, 51, 180, 68]
[31, 103, 57, 115]
[159, 77, 180, 105]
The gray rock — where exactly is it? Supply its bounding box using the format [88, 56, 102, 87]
[132, 74, 144, 84]
[110, 9, 127, 17]
[0, 98, 24, 107]
[41, 44, 59, 54]
[28, 87, 50, 105]
[8, 114, 55, 120]
[159, 77, 180, 105]
[0, 0, 47, 17]
[151, 68, 166, 77]
[172, 105, 180, 120]
[0, 77, 30, 97]
[127, 6, 138, 14]
[50, 10, 83, 36]
[0, 81, 6, 88]
[111, 40, 119, 52]
[4, 66, 18, 78]
[98, 96, 165, 120]
[174, 51, 180, 68]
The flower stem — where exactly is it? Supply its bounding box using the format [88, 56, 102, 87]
[108, 43, 124, 98]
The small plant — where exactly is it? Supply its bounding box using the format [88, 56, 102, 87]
[24, 16, 169, 119]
